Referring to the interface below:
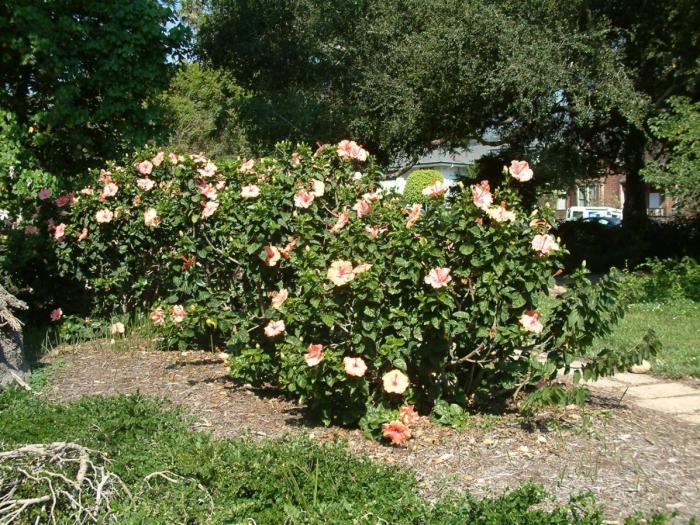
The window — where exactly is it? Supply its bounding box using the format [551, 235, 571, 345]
[648, 192, 662, 209]
[577, 183, 601, 206]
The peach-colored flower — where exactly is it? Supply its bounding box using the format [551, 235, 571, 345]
[422, 180, 449, 198]
[509, 160, 534, 182]
[38, 188, 52, 200]
[201, 200, 219, 219]
[353, 263, 372, 275]
[343, 357, 367, 377]
[239, 159, 255, 173]
[352, 199, 372, 218]
[198, 161, 218, 178]
[327, 260, 355, 286]
[110, 322, 125, 335]
[519, 310, 543, 334]
[144, 208, 161, 227]
[531, 233, 560, 255]
[137, 178, 155, 191]
[190, 153, 208, 165]
[330, 209, 349, 234]
[529, 218, 551, 230]
[100, 182, 118, 199]
[215, 181, 226, 191]
[405, 203, 422, 228]
[383, 370, 409, 394]
[150, 307, 165, 326]
[171, 305, 186, 324]
[279, 238, 297, 260]
[304, 344, 324, 366]
[196, 179, 218, 200]
[99, 169, 113, 183]
[424, 267, 452, 289]
[241, 184, 260, 199]
[80, 187, 94, 195]
[152, 151, 165, 167]
[294, 188, 315, 208]
[362, 192, 381, 202]
[382, 420, 411, 445]
[291, 153, 301, 167]
[78, 227, 88, 241]
[53, 223, 66, 241]
[486, 202, 516, 223]
[311, 179, 325, 197]
[168, 152, 183, 165]
[399, 404, 418, 425]
[337, 140, 368, 162]
[264, 319, 285, 337]
[49, 308, 63, 322]
[365, 225, 387, 238]
[135, 160, 153, 175]
[55, 193, 74, 207]
[264, 245, 281, 267]
[95, 209, 114, 223]
[271, 288, 289, 309]
[471, 180, 493, 210]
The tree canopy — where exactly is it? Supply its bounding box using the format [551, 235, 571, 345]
[0, 0, 189, 176]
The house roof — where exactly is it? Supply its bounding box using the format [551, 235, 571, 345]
[389, 141, 502, 175]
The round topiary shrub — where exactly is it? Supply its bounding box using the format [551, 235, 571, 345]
[35, 145, 637, 443]
[403, 169, 444, 202]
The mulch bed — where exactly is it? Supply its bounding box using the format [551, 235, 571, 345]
[40, 342, 699, 523]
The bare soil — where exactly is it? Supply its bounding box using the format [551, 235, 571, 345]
[40, 342, 699, 523]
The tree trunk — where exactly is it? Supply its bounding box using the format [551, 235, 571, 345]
[622, 128, 650, 232]
[0, 284, 29, 388]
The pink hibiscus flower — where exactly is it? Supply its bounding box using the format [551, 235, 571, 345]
[352, 199, 372, 218]
[171, 305, 186, 324]
[38, 188, 52, 200]
[509, 160, 534, 182]
[327, 260, 355, 286]
[382, 369, 409, 394]
[152, 151, 165, 167]
[519, 310, 544, 334]
[95, 209, 114, 223]
[399, 405, 418, 425]
[137, 178, 155, 192]
[150, 307, 165, 326]
[271, 288, 289, 309]
[49, 308, 63, 322]
[100, 182, 118, 199]
[405, 203, 422, 228]
[80, 187, 94, 195]
[382, 420, 411, 445]
[55, 193, 75, 207]
[264, 245, 281, 267]
[239, 159, 255, 173]
[197, 161, 218, 178]
[168, 152, 183, 165]
[201, 200, 219, 219]
[196, 179, 218, 200]
[304, 344, 324, 366]
[471, 181, 493, 210]
[264, 319, 285, 337]
[486, 202, 516, 223]
[53, 223, 66, 241]
[337, 140, 368, 162]
[144, 208, 161, 227]
[422, 180, 449, 198]
[343, 357, 367, 377]
[241, 184, 260, 199]
[294, 189, 315, 208]
[311, 179, 325, 197]
[330, 209, 349, 234]
[424, 267, 452, 289]
[365, 225, 387, 238]
[531, 233, 560, 255]
[134, 160, 153, 175]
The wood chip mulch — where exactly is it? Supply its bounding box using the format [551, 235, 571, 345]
[40, 343, 699, 523]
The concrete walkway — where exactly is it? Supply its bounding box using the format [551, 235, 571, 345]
[582, 372, 700, 425]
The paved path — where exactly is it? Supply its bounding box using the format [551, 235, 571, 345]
[581, 371, 700, 425]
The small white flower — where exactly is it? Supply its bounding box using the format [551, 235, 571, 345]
[0, 209, 9, 221]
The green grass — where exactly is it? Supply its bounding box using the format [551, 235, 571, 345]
[0, 390, 676, 524]
[592, 301, 700, 379]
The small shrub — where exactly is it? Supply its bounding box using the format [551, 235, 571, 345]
[620, 257, 700, 303]
[403, 168, 444, 202]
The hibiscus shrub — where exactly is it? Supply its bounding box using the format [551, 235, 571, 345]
[40, 141, 654, 440]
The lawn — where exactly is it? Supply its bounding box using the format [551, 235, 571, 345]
[0, 389, 675, 525]
[592, 301, 700, 379]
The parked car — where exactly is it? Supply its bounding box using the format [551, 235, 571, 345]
[581, 216, 622, 228]
[565, 206, 623, 221]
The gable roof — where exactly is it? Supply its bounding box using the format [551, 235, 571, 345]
[389, 140, 502, 174]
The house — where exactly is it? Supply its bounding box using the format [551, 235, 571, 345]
[381, 141, 501, 193]
[552, 174, 675, 220]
